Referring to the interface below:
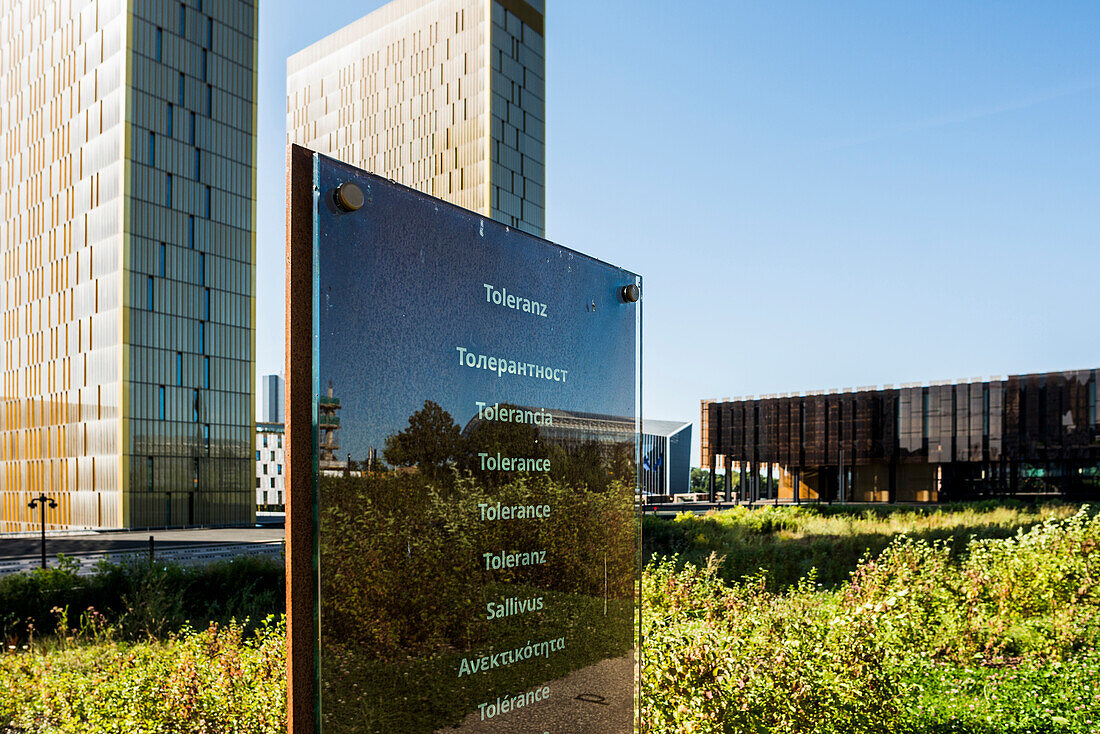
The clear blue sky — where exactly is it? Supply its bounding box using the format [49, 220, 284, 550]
[256, 1, 1100, 466]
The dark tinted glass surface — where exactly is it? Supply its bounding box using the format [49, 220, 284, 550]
[313, 154, 639, 733]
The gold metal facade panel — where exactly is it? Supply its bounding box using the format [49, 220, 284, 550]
[699, 400, 711, 463]
[1, 0, 128, 532]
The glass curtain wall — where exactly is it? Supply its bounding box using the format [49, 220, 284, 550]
[125, 0, 256, 527]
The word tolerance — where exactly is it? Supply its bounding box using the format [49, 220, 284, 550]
[486, 595, 545, 620]
[478, 686, 552, 721]
[483, 549, 547, 570]
[479, 502, 551, 521]
[484, 283, 548, 317]
[475, 401, 554, 426]
[457, 637, 566, 677]
[479, 453, 551, 472]
[455, 347, 569, 382]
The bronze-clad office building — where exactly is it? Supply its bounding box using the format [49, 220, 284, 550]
[701, 369, 1099, 504]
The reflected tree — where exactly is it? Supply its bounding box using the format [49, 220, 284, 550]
[382, 400, 462, 480]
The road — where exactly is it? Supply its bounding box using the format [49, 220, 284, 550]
[0, 526, 286, 576]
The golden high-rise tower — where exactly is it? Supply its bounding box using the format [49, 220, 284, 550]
[288, 0, 546, 236]
[0, 0, 258, 531]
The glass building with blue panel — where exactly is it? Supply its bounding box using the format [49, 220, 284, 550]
[640, 419, 692, 497]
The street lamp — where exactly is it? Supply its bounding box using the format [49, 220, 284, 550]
[27, 494, 58, 570]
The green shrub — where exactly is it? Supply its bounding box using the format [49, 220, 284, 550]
[5, 504, 1099, 732]
[0, 555, 284, 645]
[844, 507, 1100, 662]
[643, 556, 903, 734]
[641, 506, 1100, 733]
[0, 616, 286, 733]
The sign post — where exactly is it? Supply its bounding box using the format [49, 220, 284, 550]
[287, 145, 641, 733]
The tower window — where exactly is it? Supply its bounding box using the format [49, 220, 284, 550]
[1089, 380, 1096, 426]
[983, 385, 991, 436]
[922, 389, 930, 441]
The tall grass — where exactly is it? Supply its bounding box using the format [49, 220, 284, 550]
[0, 555, 283, 645]
[643, 501, 1078, 589]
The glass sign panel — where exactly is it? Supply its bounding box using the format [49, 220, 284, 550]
[308, 152, 640, 733]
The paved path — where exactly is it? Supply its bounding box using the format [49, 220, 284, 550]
[0, 527, 286, 576]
